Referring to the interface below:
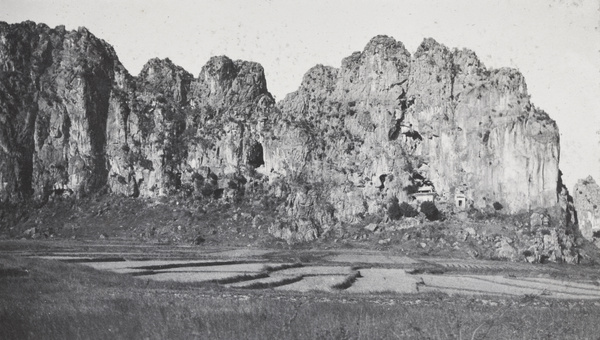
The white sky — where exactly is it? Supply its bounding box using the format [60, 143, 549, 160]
[2, 0, 599, 190]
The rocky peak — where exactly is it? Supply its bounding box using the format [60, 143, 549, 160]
[336, 36, 411, 105]
[199, 55, 238, 85]
[298, 64, 338, 93]
[137, 58, 193, 104]
[451, 48, 481, 70]
[414, 37, 450, 59]
[191, 55, 270, 108]
[490, 68, 528, 96]
[362, 35, 411, 58]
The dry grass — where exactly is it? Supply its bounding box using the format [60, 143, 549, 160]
[213, 272, 269, 284]
[261, 262, 303, 272]
[241, 275, 304, 289]
[2, 255, 600, 339]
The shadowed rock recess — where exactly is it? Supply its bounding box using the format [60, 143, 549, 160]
[0, 22, 576, 250]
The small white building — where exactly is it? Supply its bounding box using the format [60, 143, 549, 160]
[412, 185, 436, 202]
[455, 192, 467, 209]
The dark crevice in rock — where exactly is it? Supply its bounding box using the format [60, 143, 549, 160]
[247, 140, 264, 169]
[378, 174, 387, 190]
[388, 119, 402, 141]
[403, 129, 423, 141]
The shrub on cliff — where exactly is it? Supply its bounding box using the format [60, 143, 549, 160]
[388, 197, 402, 220]
[388, 198, 418, 220]
[420, 201, 440, 221]
[400, 202, 418, 217]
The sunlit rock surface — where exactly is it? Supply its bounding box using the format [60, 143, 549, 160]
[573, 176, 600, 241]
[0, 22, 564, 245]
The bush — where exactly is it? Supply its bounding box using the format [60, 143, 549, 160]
[493, 202, 503, 210]
[387, 197, 402, 220]
[399, 202, 418, 217]
[420, 201, 440, 221]
[388, 198, 418, 220]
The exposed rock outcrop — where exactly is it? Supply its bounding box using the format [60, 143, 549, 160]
[0, 21, 273, 204]
[0, 21, 124, 202]
[0, 22, 566, 248]
[573, 176, 600, 242]
[105, 55, 274, 199]
[269, 35, 560, 230]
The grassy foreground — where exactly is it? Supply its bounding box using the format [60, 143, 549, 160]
[1, 255, 600, 339]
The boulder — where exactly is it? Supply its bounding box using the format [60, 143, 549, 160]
[496, 239, 517, 261]
[530, 213, 544, 228]
[364, 223, 379, 232]
[268, 219, 319, 244]
[464, 227, 477, 236]
[23, 227, 37, 237]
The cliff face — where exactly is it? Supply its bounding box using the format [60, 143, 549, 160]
[573, 176, 600, 242]
[0, 22, 273, 204]
[0, 21, 124, 202]
[271, 36, 560, 226]
[105, 55, 273, 200]
[0, 23, 563, 241]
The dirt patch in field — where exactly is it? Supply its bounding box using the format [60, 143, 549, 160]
[418, 275, 600, 299]
[346, 268, 420, 294]
[326, 253, 420, 265]
[274, 266, 353, 276]
[229, 275, 303, 289]
[137, 271, 250, 282]
[156, 263, 269, 273]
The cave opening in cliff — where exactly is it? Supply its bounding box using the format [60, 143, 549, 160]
[379, 174, 387, 190]
[247, 140, 264, 168]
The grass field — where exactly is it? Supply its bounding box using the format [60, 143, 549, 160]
[2, 254, 600, 339]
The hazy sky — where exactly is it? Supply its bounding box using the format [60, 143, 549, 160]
[1, 0, 599, 189]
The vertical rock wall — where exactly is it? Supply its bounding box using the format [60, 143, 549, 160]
[573, 176, 600, 241]
[273, 36, 560, 220]
[0, 22, 121, 201]
[0, 23, 563, 234]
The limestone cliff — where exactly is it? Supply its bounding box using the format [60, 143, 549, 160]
[0, 21, 273, 204]
[573, 176, 600, 242]
[0, 21, 125, 202]
[271, 36, 560, 227]
[0, 23, 565, 244]
[105, 55, 273, 200]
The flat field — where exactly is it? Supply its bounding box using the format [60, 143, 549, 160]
[2, 240, 600, 339]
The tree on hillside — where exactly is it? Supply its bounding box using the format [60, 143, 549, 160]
[420, 201, 440, 221]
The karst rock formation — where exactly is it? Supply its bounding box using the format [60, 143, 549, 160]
[573, 176, 600, 243]
[0, 22, 571, 244]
